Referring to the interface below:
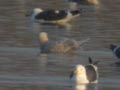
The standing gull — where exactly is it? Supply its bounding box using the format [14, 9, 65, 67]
[39, 32, 90, 54]
[70, 57, 99, 84]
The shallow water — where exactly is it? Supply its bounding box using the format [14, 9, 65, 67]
[0, 0, 120, 90]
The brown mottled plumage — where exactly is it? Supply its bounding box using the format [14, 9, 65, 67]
[39, 32, 90, 55]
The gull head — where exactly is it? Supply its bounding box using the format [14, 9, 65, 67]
[70, 65, 86, 79]
[39, 32, 49, 43]
[33, 8, 43, 15]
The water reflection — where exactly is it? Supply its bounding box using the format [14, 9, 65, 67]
[74, 85, 87, 90]
[30, 21, 73, 33]
[41, 23, 72, 30]
[73, 84, 98, 90]
[37, 54, 48, 72]
[30, 23, 40, 34]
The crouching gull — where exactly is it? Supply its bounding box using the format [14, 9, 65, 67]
[67, 0, 99, 6]
[39, 32, 90, 55]
[26, 8, 80, 25]
[70, 57, 99, 84]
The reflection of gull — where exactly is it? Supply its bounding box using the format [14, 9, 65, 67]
[39, 32, 90, 54]
[26, 8, 80, 25]
[37, 54, 48, 71]
[70, 57, 99, 84]
[74, 84, 98, 90]
[74, 85, 87, 90]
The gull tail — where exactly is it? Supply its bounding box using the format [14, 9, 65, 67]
[70, 10, 80, 15]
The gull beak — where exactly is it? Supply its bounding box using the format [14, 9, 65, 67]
[69, 71, 74, 79]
